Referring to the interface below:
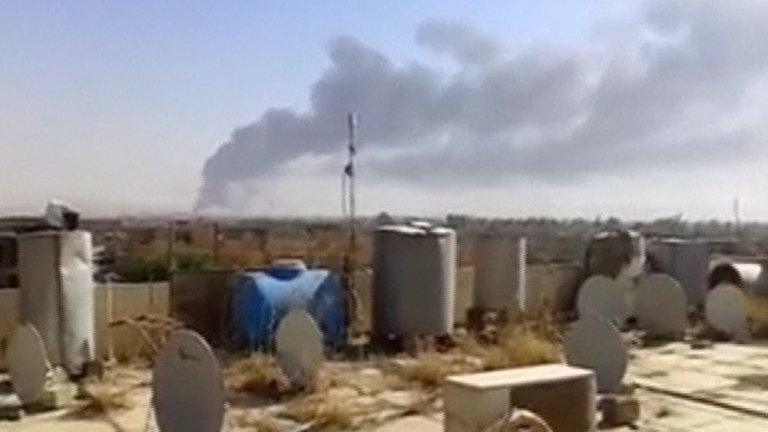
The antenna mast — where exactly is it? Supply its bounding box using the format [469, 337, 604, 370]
[343, 112, 366, 347]
[346, 112, 358, 257]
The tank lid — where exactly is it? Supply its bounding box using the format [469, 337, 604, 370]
[656, 237, 706, 245]
[267, 259, 308, 280]
[430, 227, 455, 236]
[377, 224, 454, 236]
[592, 229, 640, 241]
[409, 220, 432, 229]
[271, 258, 307, 270]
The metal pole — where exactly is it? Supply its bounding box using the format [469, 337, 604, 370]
[106, 275, 115, 362]
[348, 112, 357, 257]
[344, 112, 367, 345]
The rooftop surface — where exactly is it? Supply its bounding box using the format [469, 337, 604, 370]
[3, 341, 768, 431]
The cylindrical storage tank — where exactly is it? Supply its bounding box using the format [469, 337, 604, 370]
[0, 233, 18, 288]
[648, 238, 710, 305]
[473, 234, 526, 310]
[585, 230, 645, 280]
[230, 261, 346, 350]
[17, 230, 95, 375]
[373, 223, 456, 337]
[708, 258, 768, 296]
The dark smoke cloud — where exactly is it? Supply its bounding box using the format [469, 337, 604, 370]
[197, 1, 768, 211]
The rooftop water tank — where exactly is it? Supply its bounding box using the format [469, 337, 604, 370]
[230, 261, 346, 350]
[708, 257, 768, 296]
[0, 233, 18, 288]
[648, 238, 709, 305]
[373, 223, 456, 337]
[17, 230, 95, 376]
[585, 230, 645, 280]
[473, 234, 526, 310]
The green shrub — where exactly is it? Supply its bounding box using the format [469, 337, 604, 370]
[115, 247, 216, 282]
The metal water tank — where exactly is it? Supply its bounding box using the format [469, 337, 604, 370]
[648, 238, 709, 305]
[585, 230, 645, 280]
[373, 223, 456, 337]
[0, 233, 18, 287]
[17, 230, 95, 375]
[473, 234, 526, 310]
[708, 257, 768, 295]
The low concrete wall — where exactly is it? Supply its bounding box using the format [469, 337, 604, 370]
[170, 270, 234, 346]
[95, 282, 169, 360]
[0, 263, 581, 367]
[456, 266, 474, 324]
[526, 263, 582, 313]
[0, 282, 170, 369]
[454, 264, 580, 321]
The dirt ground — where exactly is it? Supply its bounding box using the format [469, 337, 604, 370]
[4, 341, 768, 431]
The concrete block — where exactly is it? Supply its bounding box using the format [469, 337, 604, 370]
[444, 385, 509, 432]
[444, 364, 596, 432]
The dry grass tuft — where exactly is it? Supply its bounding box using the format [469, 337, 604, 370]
[746, 294, 768, 338]
[282, 392, 361, 430]
[480, 325, 561, 369]
[459, 312, 562, 371]
[228, 353, 285, 397]
[66, 384, 133, 419]
[394, 312, 562, 390]
[233, 411, 283, 432]
[403, 390, 439, 416]
[398, 352, 481, 388]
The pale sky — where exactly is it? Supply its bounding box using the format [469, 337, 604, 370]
[2, 1, 767, 221]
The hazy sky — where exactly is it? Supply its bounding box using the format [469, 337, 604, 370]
[2, 1, 767, 220]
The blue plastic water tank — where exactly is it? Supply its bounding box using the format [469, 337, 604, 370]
[230, 262, 347, 350]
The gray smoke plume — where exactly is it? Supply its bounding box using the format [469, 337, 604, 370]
[197, 0, 768, 211]
[416, 18, 501, 65]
